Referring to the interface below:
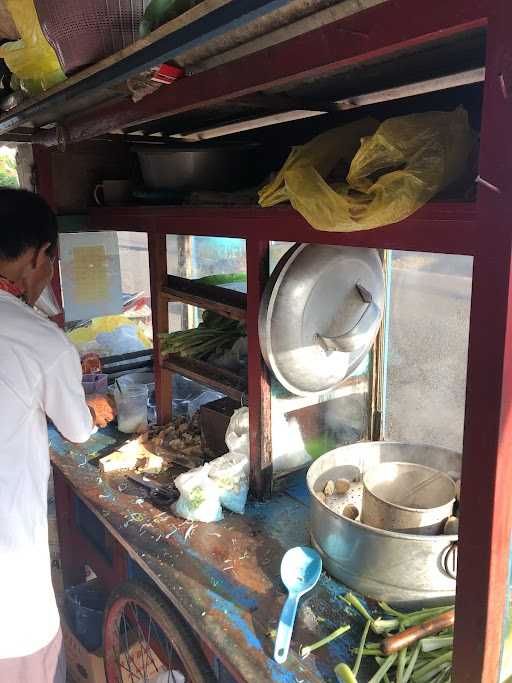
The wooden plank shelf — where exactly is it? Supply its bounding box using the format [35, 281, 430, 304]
[162, 354, 247, 401]
[162, 274, 246, 321]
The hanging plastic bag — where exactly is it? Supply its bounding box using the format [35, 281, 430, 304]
[225, 407, 250, 455]
[259, 108, 475, 232]
[224, 406, 311, 474]
[0, 0, 65, 95]
[209, 451, 249, 515]
[174, 465, 223, 523]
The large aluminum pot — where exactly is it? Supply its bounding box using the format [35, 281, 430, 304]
[307, 442, 460, 608]
[135, 142, 263, 191]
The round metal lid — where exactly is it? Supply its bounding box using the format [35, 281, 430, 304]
[259, 244, 384, 396]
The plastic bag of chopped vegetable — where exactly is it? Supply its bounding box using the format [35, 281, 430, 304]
[259, 108, 475, 232]
[174, 465, 223, 523]
[209, 451, 249, 515]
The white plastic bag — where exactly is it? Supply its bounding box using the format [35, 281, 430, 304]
[225, 407, 311, 473]
[174, 465, 223, 523]
[209, 451, 249, 515]
[272, 412, 312, 473]
[225, 407, 250, 454]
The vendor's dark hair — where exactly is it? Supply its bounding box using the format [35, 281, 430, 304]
[0, 188, 58, 260]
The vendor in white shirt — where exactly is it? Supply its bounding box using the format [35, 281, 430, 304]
[0, 189, 115, 683]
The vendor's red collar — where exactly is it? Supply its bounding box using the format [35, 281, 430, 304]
[0, 275, 24, 298]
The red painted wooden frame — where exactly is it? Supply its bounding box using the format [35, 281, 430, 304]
[36, 0, 512, 680]
[37, 0, 489, 145]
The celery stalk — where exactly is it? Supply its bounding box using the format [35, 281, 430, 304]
[396, 634, 408, 682]
[411, 651, 452, 682]
[368, 653, 397, 683]
[403, 641, 422, 683]
[335, 663, 358, 683]
[352, 620, 371, 677]
[300, 624, 350, 658]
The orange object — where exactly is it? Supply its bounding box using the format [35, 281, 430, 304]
[81, 352, 102, 375]
[381, 609, 455, 655]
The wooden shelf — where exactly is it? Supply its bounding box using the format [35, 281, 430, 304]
[162, 275, 246, 321]
[162, 354, 247, 401]
[88, 201, 479, 256]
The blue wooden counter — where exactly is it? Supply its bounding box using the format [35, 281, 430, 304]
[50, 427, 375, 682]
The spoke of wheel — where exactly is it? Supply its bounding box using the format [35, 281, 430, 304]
[120, 610, 143, 680]
[128, 602, 160, 675]
[135, 604, 149, 682]
[128, 602, 160, 679]
[162, 627, 177, 682]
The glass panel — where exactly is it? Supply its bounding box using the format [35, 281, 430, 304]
[166, 235, 246, 290]
[65, 231, 152, 357]
[383, 251, 473, 451]
[499, 546, 512, 683]
[0, 145, 19, 188]
[268, 241, 371, 474]
[500, 550, 512, 682]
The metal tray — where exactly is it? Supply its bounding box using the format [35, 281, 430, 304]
[259, 244, 384, 395]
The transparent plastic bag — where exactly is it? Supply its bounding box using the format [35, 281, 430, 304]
[225, 407, 249, 455]
[259, 108, 475, 232]
[174, 465, 223, 523]
[0, 0, 65, 94]
[209, 451, 249, 515]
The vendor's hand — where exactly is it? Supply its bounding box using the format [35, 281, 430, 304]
[86, 394, 116, 428]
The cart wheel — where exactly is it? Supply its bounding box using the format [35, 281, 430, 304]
[103, 579, 214, 682]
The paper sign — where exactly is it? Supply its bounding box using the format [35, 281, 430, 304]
[59, 232, 123, 321]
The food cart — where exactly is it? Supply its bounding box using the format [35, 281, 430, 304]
[1, 0, 511, 681]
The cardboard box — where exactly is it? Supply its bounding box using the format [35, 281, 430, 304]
[63, 618, 165, 683]
[62, 619, 106, 683]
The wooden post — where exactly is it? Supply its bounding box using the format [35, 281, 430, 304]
[246, 239, 272, 499]
[148, 232, 172, 425]
[452, 1, 512, 680]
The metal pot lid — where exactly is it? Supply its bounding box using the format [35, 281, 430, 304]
[259, 244, 384, 396]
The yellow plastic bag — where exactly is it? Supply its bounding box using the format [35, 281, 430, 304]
[0, 0, 65, 95]
[259, 108, 475, 232]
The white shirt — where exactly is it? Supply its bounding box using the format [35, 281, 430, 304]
[0, 291, 93, 658]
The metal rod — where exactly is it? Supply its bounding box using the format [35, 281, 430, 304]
[171, 67, 485, 141]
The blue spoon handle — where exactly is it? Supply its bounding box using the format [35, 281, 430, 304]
[274, 591, 300, 663]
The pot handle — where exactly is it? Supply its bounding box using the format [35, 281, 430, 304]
[315, 283, 381, 354]
[441, 541, 458, 579]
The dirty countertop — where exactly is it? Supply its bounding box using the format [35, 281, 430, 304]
[49, 427, 375, 683]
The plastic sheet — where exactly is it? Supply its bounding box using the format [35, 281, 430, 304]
[0, 0, 65, 94]
[259, 108, 475, 232]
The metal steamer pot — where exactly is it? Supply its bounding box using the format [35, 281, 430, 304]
[259, 244, 385, 396]
[307, 442, 460, 608]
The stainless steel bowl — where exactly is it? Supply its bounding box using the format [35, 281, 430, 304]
[361, 462, 456, 535]
[307, 442, 460, 607]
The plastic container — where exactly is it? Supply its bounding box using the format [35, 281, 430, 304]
[35, 0, 144, 74]
[64, 580, 108, 651]
[114, 382, 148, 433]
